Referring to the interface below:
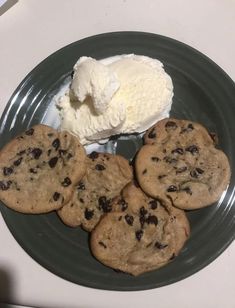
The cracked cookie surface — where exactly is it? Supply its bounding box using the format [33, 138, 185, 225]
[57, 152, 133, 231]
[0, 124, 86, 213]
[135, 139, 230, 209]
[90, 183, 190, 275]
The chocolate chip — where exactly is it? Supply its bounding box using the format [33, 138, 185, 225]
[182, 186, 192, 195]
[53, 192, 60, 201]
[77, 182, 85, 190]
[17, 150, 26, 156]
[169, 253, 176, 260]
[185, 145, 199, 155]
[181, 123, 194, 133]
[149, 199, 160, 209]
[104, 155, 110, 161]
[139, 216, 146, 228]
[88, 151, 99, 160]
[151, 156, 160, 162]
[0, 180, 12, 190]
[29, 168, 37, 174]
[147, 215, 158, 225]
[84, 208, 94, 220]
[48, 157, 58, 168]
[31, 148, 42, 159]
[118, 198, 128, 211]
[158, 174, 166, 180]
[176, 166, 187, 174]
[167, 185, 177, 192]
[52, 138, 60, 151]
[47, 149, 51, 156]
[135, 230, 143, 241]
[79, 198, 84, 203]
[164, 156, 177, 164]
[98, 196, 112, 212]
[190, 170, 198, 178]
[61, 177, 71, 187]
[124, 214, 134, 226]
[95, 164, 105, 171]
[25, 128, 34, 135]
[155, 241, 168, 249]
[148, 128, 156, 139]
[118, 216, 122, 221]
[196, 167, 204, 174]
[139, 206, 147, 216]
[142, 169, 147, 174]
[190, 167, 204, 178]
[3, 167, 13, 176]
[165, 121, 177, 130]
[172, 148, 184, 155]
[139, 207, 147, 227]
[98, 241, 107, 249]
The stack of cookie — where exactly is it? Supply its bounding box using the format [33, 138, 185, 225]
[0, 124, 133, 223]
[0, 119, 230, 276]
[91, 182, 190, 275]
[90, 118, 230, 275]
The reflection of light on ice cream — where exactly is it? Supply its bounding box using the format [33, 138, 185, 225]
[57, 54, 174, 145]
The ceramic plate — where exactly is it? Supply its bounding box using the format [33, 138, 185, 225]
[0, 32, 235, 290]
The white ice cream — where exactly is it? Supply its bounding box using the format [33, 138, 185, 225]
[71, 57, 120, 114]
[57, 54, 174, 144]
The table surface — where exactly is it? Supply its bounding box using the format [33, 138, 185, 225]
[0, 1, 235, 307]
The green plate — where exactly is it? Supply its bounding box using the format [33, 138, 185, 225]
[0, 32, 235, 291]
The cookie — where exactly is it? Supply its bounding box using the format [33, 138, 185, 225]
[0, 124, 86, 213]
[135, 140, 231, 210]
[57, 152, 133, 231]
[144, 118, 215, 146]
[90, 183, 190, 276]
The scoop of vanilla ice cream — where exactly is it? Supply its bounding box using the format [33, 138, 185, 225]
[57, 91, 126, 144]
[71, 57, 120, 115]
[109, 55, 173, 133]
[57, 54, 174, 145]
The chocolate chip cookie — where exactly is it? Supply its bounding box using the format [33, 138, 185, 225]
[135, 139, 231, 210]
[57, 152, 133, 231]
[0, 124, 86, 213]
[144, 118, 215, 146]
[90, 183, 190, 276]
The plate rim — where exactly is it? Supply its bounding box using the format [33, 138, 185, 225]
[0, 31, 235, 291]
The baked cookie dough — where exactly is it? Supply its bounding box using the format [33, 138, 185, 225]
[90, 183, 190, 275]
[136, 139, 230, 210]
[57, 152, 133, 231]
[144, 118, 215, 146]
[0, 124, 86, 213]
